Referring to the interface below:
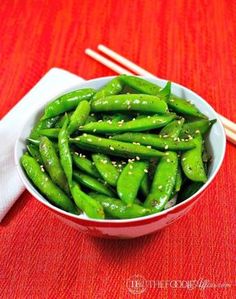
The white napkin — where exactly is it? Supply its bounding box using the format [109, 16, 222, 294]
[0, 68, 84, 222]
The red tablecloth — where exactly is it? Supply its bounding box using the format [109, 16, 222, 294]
[0, 1, 235, 298]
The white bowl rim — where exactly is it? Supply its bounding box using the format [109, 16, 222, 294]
[14, 75, 226, 224]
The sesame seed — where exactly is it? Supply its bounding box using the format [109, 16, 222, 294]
[152, 120, 157, 124]
[128, 171, 132, 175]
[93, 129, 97, 132]
[147, 116, 151, 119]
[167, 159, 171, 162]
[147, 145, 152, 149]
[107, 120, 112, 124]
[144, 169, 148, 173]
[158, 185, 163, 190]
[91, 113, 95, 116]
[87, 138, 92, 142]
[182, 157, 186, 161]
[129, 165, 133, 169]
[79, 125, 84, 129]
[98, 120, 102, 123]
[98, 138, 102, 141]
[195, 130, 200, 133]
[164, 145, 169, 150]
[177, 120, 182, 125]
[132, 118, 136, 121]
[136, 156, 140, 160]
[110, 146, 115, 151]
[74, 152, 79, 156]
[83, 133, 87, 137]
[163, 134, 169, 138]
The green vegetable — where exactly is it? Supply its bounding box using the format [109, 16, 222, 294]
[21, 154, 77, 214]
[89, 193, 150, 219]
[160, 119, 184, 138]
[117, 161, 148, 205]
[42, 88, 95, 119]
[92, 77, 123, 100]
[68, 100, 90, 134]
[72, 152, 101, 178]
[144, 152, 178, 212]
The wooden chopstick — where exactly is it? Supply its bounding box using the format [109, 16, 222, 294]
[85, 46, 236, 144]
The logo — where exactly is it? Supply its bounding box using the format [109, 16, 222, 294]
[126, 275, 147, 294]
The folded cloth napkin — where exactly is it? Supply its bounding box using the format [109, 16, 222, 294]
[0, 68, 84, 222]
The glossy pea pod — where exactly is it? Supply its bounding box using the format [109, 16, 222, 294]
[67, 100, 90, 135]
[117, 161, 148, 206]
[144, 151, 178, 213]
[72, 152, 101, 178]
[70, 134, 165, 159]
[91, 94, 169, 114]
[70, 181, 105, 219]
[140, 172, 150, 197]
[179, 119, 216, 138]
[92, 77, 124, 100]
[39, 136, 69, 193]
[80, 114, 175, 134]
[42, 88, 96, 119]
[21, 154, 77, 214]
[29, 116, 60, 139]
[119, 75, 206, 118]
[92, 154, 120, 187]
[39, 128, 60, 138]
[89, 193, 151, 219]
[181, 134, 207, 183]
[73, 170, 114, 196]
[111, 132, 196, 151]
[58, 115, 73, 185]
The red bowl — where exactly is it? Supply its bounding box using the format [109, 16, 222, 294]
[15, 76, 226, 238]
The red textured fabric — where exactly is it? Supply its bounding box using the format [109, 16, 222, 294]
[0, 1, 235, 298]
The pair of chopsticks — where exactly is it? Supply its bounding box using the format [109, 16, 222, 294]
[85, 45, 236, 145]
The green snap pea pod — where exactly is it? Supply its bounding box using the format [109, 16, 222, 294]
[89, 193, 150, 219]
[160, 119, 184, 138]
[180, 119, 216, 138]
[42, 88, 96, 119]
[111, 132, 196, 151]
[27, 144, 43, 164]
[70, 181, 104, 219]
[92, 154, 120, 187]
[39, 128, 60, 138]
[102, 113, 129, 122]
[70, 134, 165, 159]
[181, 134, 207, 183]
[140, 172, 150, 196]
[119, 75, 162, 95]
[72, 152, 101, 178]
[30, 116, 60, 139]
[27, 138, 40, 145]
[68, 100, 90, 135]
[92, 77, 123, 100]
[21, 154, 77, 214]
[73, 170, 114, 196]
[58, 115, 73, 185]
[39, 136, 69, 193]
[91, 94, 168, 114]
[177, 181, 203, 202]
[120, 75, 206, 118]
[80, 114, 175, 134]
[144, 151, 178, 213]
[117, 161, 148, 206]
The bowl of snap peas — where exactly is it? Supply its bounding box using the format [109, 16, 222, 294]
[15, 75, 226, 238]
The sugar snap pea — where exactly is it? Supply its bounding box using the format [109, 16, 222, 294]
[181, 134, 207, 183]
[73, 170, 114, 196]
[180, 119, 216, 138]
[68, 100, 90, 135]
[72, 152, 101, 178]
[42, 88, 95, 119]
[70, 134, 165, 158]
[70, 181, 104, 219]
[21, 154, 77, 213]
[91, 94, 168, 114]
[144, 152, 178, 212]
[80, 114, 175, 134]
[175, 165, 182, 192]
[92, 77, 123, 100]
[111, 132, 196, 151]
[89, 193, 150, 219]
[160, 119, 184, 138]
[58, 115, 73, 185]
[39, 128, 60, 138]
[120, 75, 205, 118]
[39, 136, 69, 193]
[92, 154, 120, 187]
[117, 161, 148, 206]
